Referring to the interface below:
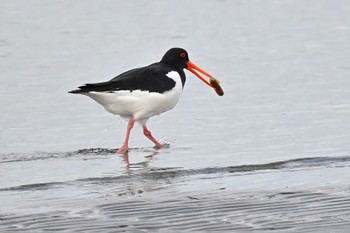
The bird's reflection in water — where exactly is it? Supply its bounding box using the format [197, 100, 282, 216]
[114, 146, 173, 196]
[121, 150, 158, 171]
[116, 151, 159, 197]
[119, 144, 170, 171]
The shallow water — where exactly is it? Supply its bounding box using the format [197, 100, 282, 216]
[1, 0, 350, 232]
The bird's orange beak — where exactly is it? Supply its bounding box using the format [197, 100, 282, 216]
[186, 61, 224, 96]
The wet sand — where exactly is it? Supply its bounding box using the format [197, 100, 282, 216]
[1, 149, 350, 232]
[2, 188, 350, 232]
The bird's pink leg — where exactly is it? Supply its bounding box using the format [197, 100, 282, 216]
[117, 119, 135, 154]
[142, 125, 163, 149]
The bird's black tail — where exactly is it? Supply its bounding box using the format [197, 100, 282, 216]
[68, 82, 114, 94]
[68, 89, 83, 94]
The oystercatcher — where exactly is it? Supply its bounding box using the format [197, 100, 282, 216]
[69, 48, 223, 154]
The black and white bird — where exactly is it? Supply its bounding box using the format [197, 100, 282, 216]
[69, 48, 223, 154]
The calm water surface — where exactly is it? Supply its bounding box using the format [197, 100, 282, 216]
[1, 0, 350, 232]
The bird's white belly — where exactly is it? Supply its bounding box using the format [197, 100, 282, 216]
[85, 71, 183, 121]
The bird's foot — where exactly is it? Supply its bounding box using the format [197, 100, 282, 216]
[154, 143, 170, 150]
[117, 145, 129, 154]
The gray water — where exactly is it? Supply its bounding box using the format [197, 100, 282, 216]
[1, 0, 350, 232]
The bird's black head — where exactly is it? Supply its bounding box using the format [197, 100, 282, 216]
[159, 48, 224, 96]
[160, 48, 189, 71]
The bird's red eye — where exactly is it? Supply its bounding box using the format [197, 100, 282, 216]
[180, 52, 186, 58]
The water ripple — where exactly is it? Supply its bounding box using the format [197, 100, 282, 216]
[1, 153, 349, 192]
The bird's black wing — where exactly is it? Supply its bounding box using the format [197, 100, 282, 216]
[69, 63, 179, 94]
